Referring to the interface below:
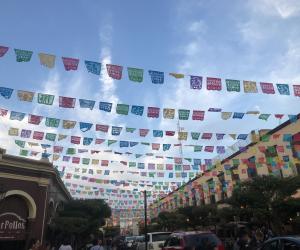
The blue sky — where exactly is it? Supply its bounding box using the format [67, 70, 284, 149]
[1, 0, 300, 208]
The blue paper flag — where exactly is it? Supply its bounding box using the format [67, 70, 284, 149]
[131, 105, 144, 116]
[138, 163, 145, 169]
[10, 111, 25, 121]
[112, 126, 122, 135]
[192, 165, 199, 170]
[0, 87, 13, 99]
[120, 141, 129, 147]
[233, 112, 245, 119]
[83, 137, 93, 145]
[84, 61, 101, 75]
[79, 99, 96, 110]
[153, 130, 163, 137]
[148, 70, 164, 84]
[99, 102, 112, 112]
[276, 84, 290, 95]
[237, 134, 248, 140]
[168, 173, 174, 178]
[163, 144, 171, 151]
[194, 159, 202, 165]
[80, 122, 93, 132]
[130, 142, 139, 147]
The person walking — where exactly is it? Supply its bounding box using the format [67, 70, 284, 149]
[90, 239, 104, 250]
[58, 238, 72, 250]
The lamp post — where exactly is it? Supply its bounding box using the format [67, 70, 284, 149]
[144, 190, 148, 250]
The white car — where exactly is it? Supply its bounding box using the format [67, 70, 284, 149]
[137, 232, 171, 250]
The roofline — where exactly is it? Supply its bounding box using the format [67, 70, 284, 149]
[153, 113, 300, 205]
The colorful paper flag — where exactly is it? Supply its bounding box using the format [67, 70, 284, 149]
[0, 46, 9, 57]
[153, 130, 163, 137]
[163, 108, 175, 119]
[14, 49, 33, 62]
[163, 144, 171, 151]
[116, 104, 129, 115]
[59, 96, 76, 108]
[96, 124, 109, 132]
[33, 131, 44, 140]
[106, 64, 123, 80]
[207, 77, 222, 91]
[131, 105, 144, 116]
[192, 110, 205, 121]
[62, 57, 79, 71]
[217, 146, 225, 154]
[45, 133, 56, 141]
[71, 136, 81, 144]
[165, 131, 175, 136]
[194, 145, 203, 152]
[191, 132, 200, 140]
[148, 70, 164, 84]
[276, 84, 290, 95]
[8, 127, 19, 136]
[10, 111, 25, 121]
[226, 79, 240, 92]
[169, 73, 184, 79]
[260, 82, 275, 94]
[152, 143, 160, 150]
[221, 112, 232, 120]
[202, 133, 213, 139]
[127, 67, 143, 82]
[112, 126, 122, 136]
[17, 90, 34, 102]
[0, 87, 13, 99]
[190, 76, 202, 89]
[243, 81, 258, 93]
[216, 133, 225, 140]
[99, 102, 112, 112]
[80, 122, 93, 132]
[178, 131, 188, 140]
[79, 99, 95, 110]
[233, 112, 245, 119]
[0, 108, 8, 116]
[147, 107, 160, 118]
[20, 129, 31, 138]
[37, 93, 54, 105]
[139, 129, 149, 137]
[293, 85, 300, 97]
[178, 109, 190, 120]
[259, 114, 271, 121]
[38, 53, 56, 68]
[85, 60, 101, 75]
[45, 117, 60, 127]
[62, 120, 76, 129]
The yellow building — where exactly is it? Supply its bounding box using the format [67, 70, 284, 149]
[150, 114, 300, 217]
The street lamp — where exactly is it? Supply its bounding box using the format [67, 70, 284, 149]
[0, 184, 7, 202]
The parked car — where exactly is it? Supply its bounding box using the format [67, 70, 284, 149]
[136, 232, 171, 250]
[160, 231, 224, 250]
[259, 236, 300, 250]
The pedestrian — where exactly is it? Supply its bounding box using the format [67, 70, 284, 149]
[58, 238, 72, 250]
[90, 239, 104, 250]
[233, 230, 253, 250]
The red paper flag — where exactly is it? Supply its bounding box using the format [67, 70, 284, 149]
[204, 146, 214, 152]
[147, 107, 160, 118]
[293, 85, 300, 97]
[275, 114, 284, 119]
[260, 82, 275, 94]
[95, 139, 105, 144]
[106, 64, 123, 80]
[96, 124, 109, 132]
[207, 77, 222, 91]
[28, 114, 43, 125]
[72, 157, 80, 164]
[62, 57, 79, 71]
[0, 46, 9, 57]
[165, 131, 175, 136]
[59, 96, 76, 108]
[101, 160, 109, 166]
[192, 110, 205, 120]
[71, 136, 81, 144]
[33, 131, 44, 140]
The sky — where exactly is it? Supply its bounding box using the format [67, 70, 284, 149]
[0, 0, 300, 209]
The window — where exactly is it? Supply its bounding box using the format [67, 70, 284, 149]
[262, 240, 279, 250]
[166, 237, 180, 247]
[282, 240, 300, 250]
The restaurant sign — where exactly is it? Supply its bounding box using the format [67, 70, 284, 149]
[0, 212, 26, 240]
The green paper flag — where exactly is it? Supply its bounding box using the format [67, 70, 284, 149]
[20, 149, 29, 156]
[38, 93, 55, 105]
[178, 109, 190, 120]
[45, 133, 56, 141]
[108, 140, 117, 146]
[45, 117, 60, 128]
[226, 79, 240, 92]
[116, 104, 129, 115]
[261, 134, 270, 142]
[191, 132, 200, 140]
[82, 158, 90, 165]
[127, 67, 144, 82]
[14, 49, 33, 62]
[66, 148, 76, 155]
[15, 140, 25, 148]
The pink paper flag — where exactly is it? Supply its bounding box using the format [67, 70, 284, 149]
[0, 108, 8, 116]
[293, 85, 300, 97]
[207, 77, 222, 91]
[71, 136, 81, 144]
[0, 46, 9, 57]
[95, 139, 105, 144]
[192, 110, 205, 120]
[59, 96, 76, 108]
[260, 82, 275, 94]
[139, 129, 149, 137]
[33, 131, 44, 140]
[96, 124, 109, 132]
[62, 57, 79, 71]
[147, 107, 160, 118]
[28, 114, 43, 125]
[106, 64, 123, 80]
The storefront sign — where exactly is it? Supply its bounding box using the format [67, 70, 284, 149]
[0, 212, 26, 240]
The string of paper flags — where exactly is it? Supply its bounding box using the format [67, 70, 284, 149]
[1, 46, 300, 96]
[0, 87, 298, 122]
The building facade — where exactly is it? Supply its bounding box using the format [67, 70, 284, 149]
[150, 115, 300, 217]
[0, 148, 71, 250]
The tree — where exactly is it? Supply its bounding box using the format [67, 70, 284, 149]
[48, 199, 111, 248]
